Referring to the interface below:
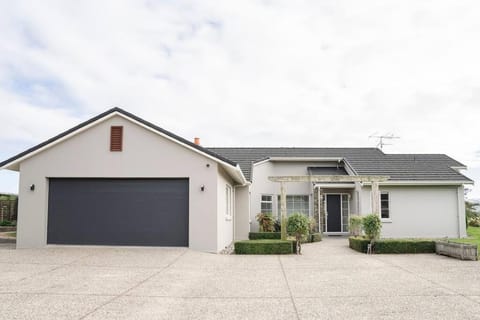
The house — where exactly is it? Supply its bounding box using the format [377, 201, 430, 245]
[0, 108, 473, 252]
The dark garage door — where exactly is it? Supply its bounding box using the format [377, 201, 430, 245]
[47, 178, 189, 246]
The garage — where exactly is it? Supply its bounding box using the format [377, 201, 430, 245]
[47, 178, 189, 246]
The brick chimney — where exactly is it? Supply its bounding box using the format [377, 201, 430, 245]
[194, 137, 201, 145]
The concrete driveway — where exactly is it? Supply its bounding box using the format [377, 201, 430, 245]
[0, 238, 479, 320]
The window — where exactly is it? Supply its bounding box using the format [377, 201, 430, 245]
[226, 185, 233, 218]
[277, 195, 309, 216]
[110, 126, 123, 151]
[381, 192, 390, 219]
[260, 195, 273, 214]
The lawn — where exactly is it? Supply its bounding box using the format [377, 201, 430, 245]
[451, 227, 480, 246]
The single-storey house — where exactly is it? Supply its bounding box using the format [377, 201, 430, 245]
[0, 108, 473, 252]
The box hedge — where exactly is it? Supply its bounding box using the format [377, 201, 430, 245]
[234, 239, 296, 254]
[248, 232, 281, 240]
[349, 237, 435, 254]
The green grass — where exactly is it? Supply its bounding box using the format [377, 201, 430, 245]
[451, 227, 480, 246]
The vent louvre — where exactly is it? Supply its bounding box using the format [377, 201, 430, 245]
[110, 126, 123, 151]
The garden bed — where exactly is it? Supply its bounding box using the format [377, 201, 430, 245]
[435, 241, 477, 261]
[349, 237, 436, 254]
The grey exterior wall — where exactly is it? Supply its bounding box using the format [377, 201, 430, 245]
[358, 185, 466, 238]
[234, 185, 250, 240]
[16, 115, 230, 252]
[250, 161, 321, 231]
[249, 159, 467, 238]
[216, 167, 234, 251]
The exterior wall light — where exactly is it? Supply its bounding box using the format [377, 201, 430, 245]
[200, 185, 205, 191]
[30, 184, 35, 191]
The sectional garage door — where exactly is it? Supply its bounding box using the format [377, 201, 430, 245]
[47, 178, 189, 246]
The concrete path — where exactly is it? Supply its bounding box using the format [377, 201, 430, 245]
[0, 238, 479, 319]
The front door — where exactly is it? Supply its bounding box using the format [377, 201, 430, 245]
[326, 194, 341, 232]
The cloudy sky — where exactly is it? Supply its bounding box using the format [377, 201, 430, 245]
[0, 0, 479, 198]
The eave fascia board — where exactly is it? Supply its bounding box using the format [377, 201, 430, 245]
[268, 157, 344, 162]
[362, 180, 474, 186]
[313, 183, 356, 189]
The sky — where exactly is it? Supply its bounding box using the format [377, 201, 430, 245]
[0, 0, 479, 198]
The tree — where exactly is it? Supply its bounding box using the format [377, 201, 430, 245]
[287, 213, 310, 254]
[466, 200, 480, 227]
[362, 214, 382, 241]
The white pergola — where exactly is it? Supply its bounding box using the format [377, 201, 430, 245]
[268, 175, 390, 239]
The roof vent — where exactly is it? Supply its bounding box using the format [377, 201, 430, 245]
[194, 137, 201, 145]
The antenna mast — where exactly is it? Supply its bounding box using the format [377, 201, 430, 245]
[369, 133, 400, 150]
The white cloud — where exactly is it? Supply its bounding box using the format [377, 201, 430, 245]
[0, 0, 479, 196]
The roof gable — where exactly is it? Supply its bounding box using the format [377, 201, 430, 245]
[0, 108, 240, 175]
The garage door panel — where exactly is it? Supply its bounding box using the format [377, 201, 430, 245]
[47, 178, 189, 246]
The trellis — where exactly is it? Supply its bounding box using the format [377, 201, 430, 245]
[268, 175, 389, 240]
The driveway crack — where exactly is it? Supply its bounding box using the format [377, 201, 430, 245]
[278, 256, 300, 320]
[78, 249, 188, 320]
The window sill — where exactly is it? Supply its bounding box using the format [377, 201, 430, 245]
[381, 219, 392, 223]
[225, 216, 232, 221]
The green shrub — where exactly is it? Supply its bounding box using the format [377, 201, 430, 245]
[349, 237, 435, 254]
[256, 213, 275, 232]
[362, 214, 382, 240]
[349, 216, 363, 236]
[0, 220, 15, 227]
[248, 232, 281, 240]
[287, 213, 311, 254]
[349, 237, 370, 253]
[234, 240, 295, 254]
[375, 239, 435, 254]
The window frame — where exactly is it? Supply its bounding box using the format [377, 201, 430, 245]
[380, 192, 391, 221]
[277, 194, 310, 217]
[225, 185, 233, 220]
[260, 194, 273, 215]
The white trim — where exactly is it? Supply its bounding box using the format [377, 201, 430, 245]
[269, 157, 344, 162]
[252, 158, 271, 166]
[363, 180, 473, 186]
[324, 193, 350, 233]
[225, 184, 233, 220]
[380, 191, 390, 220]
[314, 183, 355, 189]
[450, 166, 467, 171]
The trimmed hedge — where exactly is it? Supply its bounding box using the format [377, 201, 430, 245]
[349, 237, 436, 254]
[249, 232, 281, 240]
[234, 240, 296, 254]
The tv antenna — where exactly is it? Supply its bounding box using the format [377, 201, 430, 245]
[369, 133, 400, 150]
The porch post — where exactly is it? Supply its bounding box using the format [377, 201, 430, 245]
[317, 186, 322, 234]
[371, 181, 380, 216]
[280, 181, 287, 240]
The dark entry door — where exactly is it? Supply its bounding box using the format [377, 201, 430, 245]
[47, 178, 189, 246]
[326, 194, 341, 232]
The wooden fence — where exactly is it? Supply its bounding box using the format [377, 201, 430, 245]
[0, 198, 17, 222]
